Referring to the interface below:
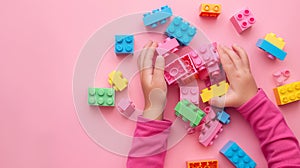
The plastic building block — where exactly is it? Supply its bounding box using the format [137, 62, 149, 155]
[175, 99, 206, 127]
[164, 58, 188, 85]
[220, 141, 257, 168]
[198, 43, 220, 78]
[88, 88, 115, 106]
[117, 98, 135, 117]
[178, 54, 198, 84]
[264, 33, 285, 49]
[156, 37, 179, 56]
[115, 35, 134, 54]
[273, 81, 300, 105]
[143, 5, 173, 28]
[180, 86, 199, 105]
[199, 120, 223, 147]
[187, 159, 218, 168]
[256, 39, 287, 61]
[165, 16, 197, 45]
[200, 81, 229, 103]
[108, 70, 128, 91]
[230, 8, 255, 34]
[217, 111, 230, 125]
[200, 4, 222, 17]
[273, 69, 290, 86]
[188, 51, 208, 80]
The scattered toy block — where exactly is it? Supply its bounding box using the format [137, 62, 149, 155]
[88, 88, 115, 106]
[178, 54, 198, 84]
[256, 39, 287, 61]
[188, 51, 208, 80]
[220, 141, 257, 168]
[187, 159, 218, 168]
[115, 35, 134, 54]
[273, 81, 300, 105]
[180, 86, 199, 105]
[198, 43, 220, 78]
[217, 111, 230, 125]
[264, 33, 285, 49]
[199, 120, 223, 147]
[175, 99, 206, 127]
[230, 8, 255, 34]
[156, 37, 180, 56]
[273, 69, 290, 86]
[200, 81, 229, 103]
[117, 98, 135, 117]
[166, 16, 197, 45]
[200, 3, 221, 17]
[143, 5, 173, 28]
[164, 58, 188, 85]
[108, 70, 128, 91]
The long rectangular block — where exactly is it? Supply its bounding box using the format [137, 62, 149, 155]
[198, 43, 220, 78]
[199, 120, 223, 147]
[273, 81, 300, 105]
[143, 5, 173, 28]
[220, 141, 256, 168]
[200, 81, 229, 103]
[88, 88, 115, 106]
[256, 39, 287, 61]
[187, 159, 218, 168]
[230, 8, 255, 33]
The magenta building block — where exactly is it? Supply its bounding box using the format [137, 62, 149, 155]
[117, 98, 135, 117]
[230, 8, 255, 34]
[199, 120, 223, 147]
[164, 58, 188, 85]
[156, 37, 180, 56]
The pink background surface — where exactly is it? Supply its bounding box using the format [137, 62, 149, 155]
[1, 0, 300, 167]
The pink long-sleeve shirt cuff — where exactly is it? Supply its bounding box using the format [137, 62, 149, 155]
[126, 115, 172, 168]
[237, 89, 300, 168]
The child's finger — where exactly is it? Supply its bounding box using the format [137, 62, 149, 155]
[142, 42, 158, 78]
[232, 44, 251, 70]
[153, 55, 165, 82]
[222, 46, 242, 69]
[217, 45, 236, 81]
[139, 41, 152, 71]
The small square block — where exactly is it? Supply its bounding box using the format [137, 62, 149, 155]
[200, 3, 222, 17]
[115, 35, 134, 54]
[230, 8, 255, 34]
[88, 88, 115, 106]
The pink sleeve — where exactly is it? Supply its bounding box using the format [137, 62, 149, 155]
[237, 89, 300, 168]
[126, 116, 172, 168]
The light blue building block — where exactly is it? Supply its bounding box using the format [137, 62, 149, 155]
[143, 5, 173, 28]
[115, 35, 134, 54]
[217, 111, 230, 125]
[165, 16, 197, 46]
[256, 39, 286, 61]
[220, 141, 256, 168]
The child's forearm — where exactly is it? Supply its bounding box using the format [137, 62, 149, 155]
[237, 89, 300, 167]
[126, 116, 172, 168]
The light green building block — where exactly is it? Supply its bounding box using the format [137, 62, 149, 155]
[88, 88, 115, 106]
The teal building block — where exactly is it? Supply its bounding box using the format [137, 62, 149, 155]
[174, 99, 205, 127]
[220, 141, 256, 168]
[115, 35, 134, 54]
[165, 16, 197, 46]
[256, 39, 286, 61]
[88, 88, 115, 106]
[143, 5, 173, 28]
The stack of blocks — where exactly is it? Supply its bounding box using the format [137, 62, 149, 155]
[273, 81, 300, 105]
[108, 70, 128, 91]
[143, 5, 173, 28]
[186, 159, 218, 168]
[200, 81, 229, 103]
[220, 141, 256, 168]
[199, 3, 222, 17]
[256, 33, 287, 60]
[88, 88, 115, 106]
[230, 8, 255, 34]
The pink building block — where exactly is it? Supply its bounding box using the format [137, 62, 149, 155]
[164, 58, 188, 85]
[178, 54, 198, 84]
[180, 86, 199, 105]
[199, 119, 223, 147]
[230, 8, 255, 34]
[187, 51, 208, 80]
[273, 69, 291, 86]
[117, 98, 135, 117]
[198, 42, 221, 78]
[156, 37, 180, 56]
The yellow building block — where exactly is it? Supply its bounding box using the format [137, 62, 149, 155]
[264, 33, 286, 49]
[273, 81, 300, 105]
[200, 81, 229, 103]
[200, 4, 221, 17]
[108, 70, 128, 91]
[187, 159, 218, 168]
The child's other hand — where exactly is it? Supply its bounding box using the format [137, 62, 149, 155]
[138, 41, 167, 120]
[211, 44, 258, 108]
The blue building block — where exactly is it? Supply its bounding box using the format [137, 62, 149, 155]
[165, 16, 197, 46]
[115, 35, 134, 54]
[143, 5, 173, 28]
[220, 141, 256, 168]
[217, 111, 230, 125]
[256, 39, 286, 61]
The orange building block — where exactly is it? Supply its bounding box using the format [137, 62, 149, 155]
[273, 81, 300, 105]
[199, 4, 221, 17]
[187, 159, 218, 168]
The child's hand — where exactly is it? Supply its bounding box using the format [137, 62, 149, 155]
[211, 44, 258, 108]
[138, 41, 167, 120]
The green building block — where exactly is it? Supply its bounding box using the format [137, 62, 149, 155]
[88, 88, 115, 106]
[175, 99, 206, 127]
